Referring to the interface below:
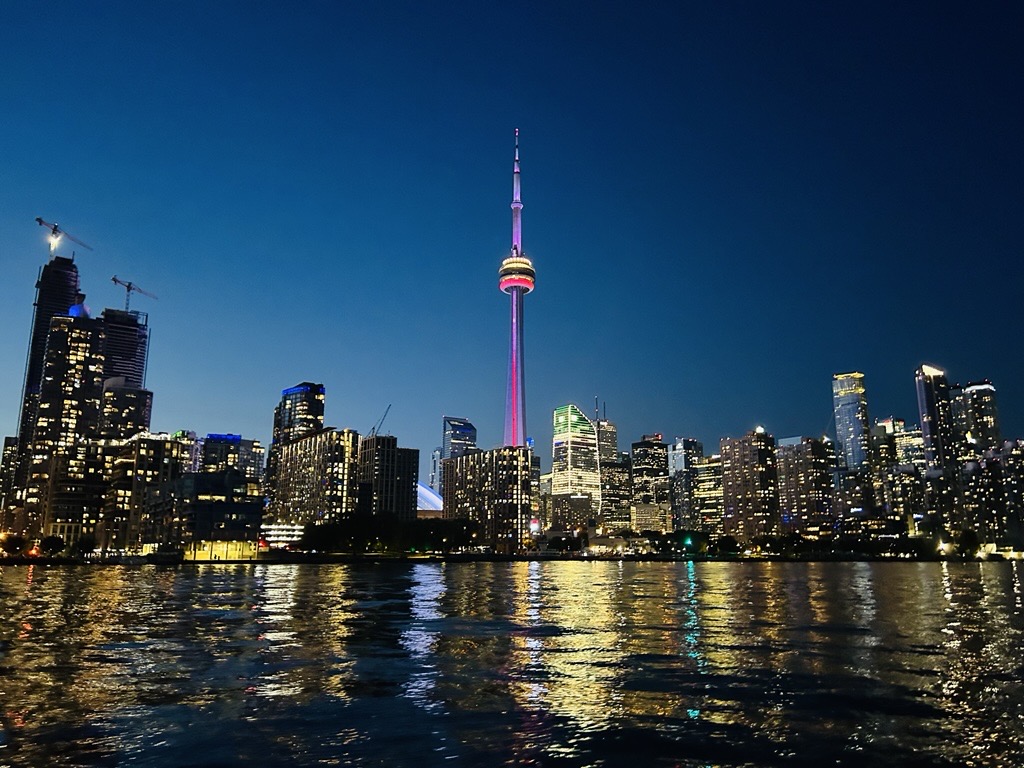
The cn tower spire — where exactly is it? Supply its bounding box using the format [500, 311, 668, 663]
[498, 129, 536, 447]
[512, 128, 522, 256]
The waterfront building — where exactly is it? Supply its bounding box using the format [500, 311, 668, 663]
[721, 427, 779, 542]
[832, 372, 871, 471]
[878, 464, 926, 532]
[631, 502, 672, 533]
[0, 437, 17, 516]
[551, 404, 601, 518]
[631, 434, 669, 506]
[143, 468, 263, 561]
[357, 434, 419, 522]
[441, 445, 533, 553]
[499, 130, 535, 447]
[24, 312, 106, 532]
[7, 250, 81, 521]
[916, 364, 956, 471]
[267, 427, 360, 527]
[955, 457, 1008, 544]
[776, 436, 834, 535]
[266, 382, 325, 498]
[100, 431, 195, 552]
[596, 415, 630, 528]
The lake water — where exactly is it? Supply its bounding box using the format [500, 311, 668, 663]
[1, 561, 1022, 767]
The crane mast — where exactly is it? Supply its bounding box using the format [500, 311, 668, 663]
[111, 275, 158, 312]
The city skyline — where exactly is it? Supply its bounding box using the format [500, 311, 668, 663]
[2, 2, 1023, 477]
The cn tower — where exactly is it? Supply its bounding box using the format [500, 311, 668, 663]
[498, 129, 535, 447]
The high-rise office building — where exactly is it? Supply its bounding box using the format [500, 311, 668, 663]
[668, 437, 704, 531]
[595, 416, 618, 465]
[433, 416, 477, 495]
[499, 130, 535, 447]
[631, 434, 669, 506]
[721, 427, 779, 542]
[915, 364, 955, 471]
[832, 372, 870, 470]
[357, 434, 419, 522]
[691, 454, 724, 537]
[551, 404, 602, 515]
[442, 416, 477, 459]
[599, 453, 632, 530]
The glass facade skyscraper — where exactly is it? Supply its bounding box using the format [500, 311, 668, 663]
[915, 364, 955, 471]
[832, 372, 870, 470]
[551, 404, 601, 513]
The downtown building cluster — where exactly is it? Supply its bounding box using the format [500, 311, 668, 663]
[0, 236, 424, 557]
[532, 368, 1023, 555]
[4, 136, 1022, 559]
[0, 243, 268, 556]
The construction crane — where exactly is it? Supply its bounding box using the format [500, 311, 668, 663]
[111, 275, 158, 312]
[35, 216, 93, 254]
[369, 404, 392, 437]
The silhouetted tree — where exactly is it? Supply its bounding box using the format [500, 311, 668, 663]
[39, 535, 65, 556]
[1, 535, 27, 556]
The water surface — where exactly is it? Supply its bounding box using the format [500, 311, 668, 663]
[1, 561, 1021, 766]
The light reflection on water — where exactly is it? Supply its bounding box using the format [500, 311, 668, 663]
[1, 561, 1022, 767]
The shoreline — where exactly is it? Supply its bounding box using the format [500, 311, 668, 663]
[1, 552, 1014, 567]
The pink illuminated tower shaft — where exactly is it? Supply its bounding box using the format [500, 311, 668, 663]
[499, 130, 535, 447]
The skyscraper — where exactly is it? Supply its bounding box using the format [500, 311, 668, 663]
[433, 416, 477, 496]
[551, 404, 602, 515]
[267, 428, 360, 527]
[668, 437, 704, 530]
[915, 364, 955, 471]
[721, 427, 779, 542]
[952, 380, 1000, 455]
[356, 434, 419, 522]
[266, 382, 326, 498]
[443, 416, 477, 460]
[442, 445, 533, 553]
[776, 436, 834, 535]
[595, 414, 618, 465]
[832, 372, 870, 470]
[631, 434, 669, 505]
[99, 308, 149, 388]
[7, 252, 81, 519]
[25, 313, 107, 527]
[499, 129, 535, 447]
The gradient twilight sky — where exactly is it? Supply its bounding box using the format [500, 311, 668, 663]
[1, 1, 1022, 477]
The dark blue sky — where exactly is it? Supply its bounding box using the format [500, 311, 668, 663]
[2, 1, 1022, 475]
